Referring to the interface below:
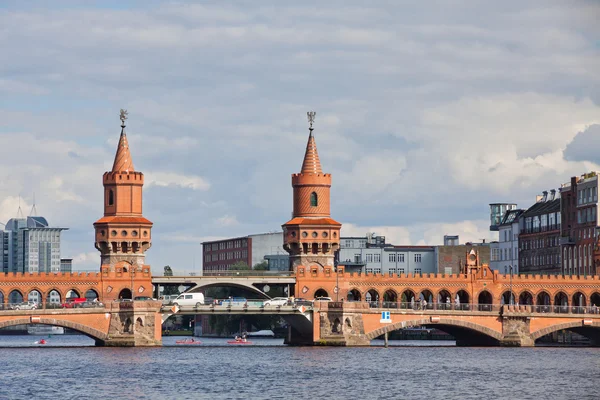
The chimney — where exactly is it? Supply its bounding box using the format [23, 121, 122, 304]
[542, 191, 548, 202]
[536, 195, 543, 202]
[550, 189, 556, 201]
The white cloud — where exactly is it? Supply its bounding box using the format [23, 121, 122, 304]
[145, 172, 210, 191]
[71, 252, 100, 270]
[216, 214, 239, 227]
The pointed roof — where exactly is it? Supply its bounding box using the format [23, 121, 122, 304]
[300, 130, 323, 174]
[111, 126, 135, 173]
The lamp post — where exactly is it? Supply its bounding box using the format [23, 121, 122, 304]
[335, 264, 339, 302]
[131, 267, 135, 300]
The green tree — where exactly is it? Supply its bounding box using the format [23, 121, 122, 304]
[164, 265, 173, 276]
[253, 261, 269, 271]
[230, 261, 250, 270]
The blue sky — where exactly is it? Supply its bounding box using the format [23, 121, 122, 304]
[0, 1, 598, 273]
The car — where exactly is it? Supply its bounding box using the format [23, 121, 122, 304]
[159, 294, 179, 305]
[172, 292, 205, 307]
[62, 298, 88, 308]
[263, 297, 289, 307]
[134, 296, 156, 301]
[293, 298, 314, 307]
[13, 301, 38, 310]
[314, 297, 333, 302]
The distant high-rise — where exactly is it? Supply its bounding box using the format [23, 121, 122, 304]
[0, 216, 68, 273]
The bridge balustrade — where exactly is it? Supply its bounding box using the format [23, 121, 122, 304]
[0, 301, 106, 311]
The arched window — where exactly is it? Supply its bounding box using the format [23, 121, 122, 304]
[108, 189, 114, 206]
[310, 192, 318, 207]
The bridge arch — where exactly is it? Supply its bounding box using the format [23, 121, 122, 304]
[0, 291, 4, 305]
[8, 289, 23, 303]
[66, 289, 81, 299]
[590, 292, 600, 307]
[572, 292, 586, 307]
[536, 290, 551, 306]
[518, 290, 534, 305]
[436, 289, 452, 303]
[46, 289, 62, 305]
[365, 317, 503, 344]
[365, 289, 380, 303]
[27, 288, 43, 304]
[400, 289, 415, 303]
[531, 320, 600, 342]
[554, 291, 569, 307]
[0, 318, 108, 342]
[187, 282, 273, 299]
[382, 289, 397, 303]
[314, 288, 329, 298]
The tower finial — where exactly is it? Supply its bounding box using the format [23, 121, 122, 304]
[307, 111, 316, 136]
[120, 109, 128, 130]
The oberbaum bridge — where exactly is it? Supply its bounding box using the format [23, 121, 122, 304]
[2, 111, 600, 347]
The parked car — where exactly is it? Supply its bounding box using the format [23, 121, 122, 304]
[134, 296, 156, 301]
[172, 293, 205, 307]
[159, 295, 179, 305]
[263, 297, 289, 307]
[293, 298, 314, 307]
[62, 298, 88, 308]
[314, 297, 333, 302]
[12, 301, 38, 310]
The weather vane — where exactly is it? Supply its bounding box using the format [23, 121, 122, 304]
[307, 111, 316, 132]
[120, 109, 128, 127]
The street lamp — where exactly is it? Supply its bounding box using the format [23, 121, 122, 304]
[335, 263, 339, 302]
[131, 267, 135, 300]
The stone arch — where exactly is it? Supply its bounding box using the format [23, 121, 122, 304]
[331, 317, 341, 333]
[382, 289, 398, 304]
[519, 290, 534, 306]
[136, 317, 144, 328]
[66, 289, 81, 299]
[554, 291, 569, 306]
[400, 289, 415, 304]
[310, 192, 318, 207]
[85, 289, 99, 301]
[572, 292, 586, 307]
[187, 281, 272, 299]
[46, 289, 62, 307]
[437, 289, 452, 309]
[477, 290, 493, 311]
[536, 290, 551, 305]
[455, 290, 469, 309]
[8, 289, 23, 304]
[347, 289, 361, 301]
[314, 288, 329, 298]
[364, 317, 503, 343]
[365, 289, 380, 304]
[27, 288, 43, 304]
[590, 292, 600, 307]
[500, 290, 516, 305]
[118, 288, 133, 300]
[419, 290, 433, 304]
[0, 290, 4, 306]
[0, 318, 108, 342]
[531, 320, 600, 342]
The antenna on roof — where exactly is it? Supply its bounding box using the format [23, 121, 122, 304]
[29, 192, 38, 216]
[17, 196, 24, 218]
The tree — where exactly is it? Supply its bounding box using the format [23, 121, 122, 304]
[253, 261, 269, 271]
[230, 261, 250, 271]
[164, 265, 173, 276]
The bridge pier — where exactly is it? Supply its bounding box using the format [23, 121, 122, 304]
[500, 316, 534, 347]
[98, 301, 163, 347]
[313, 302, 370, 346]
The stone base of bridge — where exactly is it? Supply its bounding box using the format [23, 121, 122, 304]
[312, 302, 370, 346]
[97, 301, 163, 347]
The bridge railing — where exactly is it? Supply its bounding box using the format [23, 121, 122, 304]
[201, 271, 295, 277]
[366, 301, 501, 312]
[504, 304, 600, 315]
[0, 301, 106, 311]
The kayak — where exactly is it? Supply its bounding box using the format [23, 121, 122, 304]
[227, 340, 252, 345]
[175, 339, 202, 345]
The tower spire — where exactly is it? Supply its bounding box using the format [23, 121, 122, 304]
[111, 109, 135, 173]
[30, 192, 38, 216]
[300, 111, 323, 174]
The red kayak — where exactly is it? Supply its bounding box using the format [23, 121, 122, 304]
[227, 340, 253, 345]
[175, 339, 202, 345]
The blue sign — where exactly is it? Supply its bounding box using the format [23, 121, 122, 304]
[380, 311, 391, 323]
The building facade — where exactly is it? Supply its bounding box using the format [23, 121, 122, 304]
[202, 232, 284, 273]
[560, 172, 598, 276]
[489, 203, 517, 231]
[519, 191, 561, 275]
[0, 216, 67, 273]
[489, 209, 523, 274]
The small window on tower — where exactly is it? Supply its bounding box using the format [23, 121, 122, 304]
[310, 192, 318, 207]
[108, 189, 114, 206]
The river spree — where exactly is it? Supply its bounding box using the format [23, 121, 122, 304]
[0, 336, 598, 399]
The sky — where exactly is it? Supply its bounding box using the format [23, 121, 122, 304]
[0, 1, 599, 274]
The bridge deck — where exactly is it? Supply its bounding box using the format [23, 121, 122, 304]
[163, 304, 313, 315]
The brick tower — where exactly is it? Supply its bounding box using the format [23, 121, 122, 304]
[94, 110, 153, 270]
[282, 112, 341, 271]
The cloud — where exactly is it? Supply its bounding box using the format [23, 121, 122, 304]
[0, 1, 598, 273]
[145, 172, 210, 191]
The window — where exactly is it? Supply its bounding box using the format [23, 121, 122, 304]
[108, 189, 114, 206]
[365, 254, 373, 262]
[344, 240, 353, 248]
[414, 268, 422, 274]
[398, 254, 405, 263]
[310, 192, 318, 207]
[389, 253, 396, 262]
[414, 254, 422, 263]
[374, 254, 381, 263]
[398, 268, 405, 275]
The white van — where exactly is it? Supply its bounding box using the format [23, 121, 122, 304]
[172, 293, 205, 307]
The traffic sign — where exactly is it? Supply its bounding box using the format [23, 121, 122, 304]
[380, 311, 391, 323]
